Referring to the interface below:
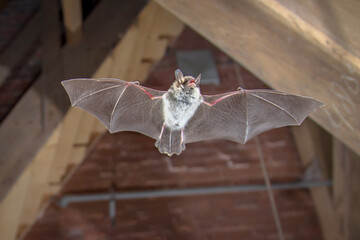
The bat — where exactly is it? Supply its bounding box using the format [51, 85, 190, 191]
[62, 69, 323, 156]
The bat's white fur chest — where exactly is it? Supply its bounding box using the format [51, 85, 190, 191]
[163, 87, 202, 130]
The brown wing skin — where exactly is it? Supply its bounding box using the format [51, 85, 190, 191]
[184, 89, 323, 144]
[62, 78, 165, 140]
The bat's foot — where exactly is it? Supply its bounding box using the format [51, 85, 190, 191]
[155, 128, 186, 156]
[155, 140, 186, 156]
[237, 87, 245, 91]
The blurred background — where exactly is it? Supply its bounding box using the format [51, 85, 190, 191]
[0, 0, 359, 240]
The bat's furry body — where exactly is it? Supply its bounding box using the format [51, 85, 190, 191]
[163, 73, 202, 130]
[62, 69, 323, 156]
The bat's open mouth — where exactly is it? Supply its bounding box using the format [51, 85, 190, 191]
[187, 79, 196, 87]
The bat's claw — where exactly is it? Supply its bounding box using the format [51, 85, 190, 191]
[130, 81, 140, 85]
[237, 87, 244, 91]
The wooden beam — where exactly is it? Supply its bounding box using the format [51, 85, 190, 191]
[47, 108, 85, 185]
[0, 168, 30, 240]
[40, 0, 63, 132]
[154, 0, 360, 156]
[61, 0, 83, 43]
[333, 138, 360, 240]
[17, 127, 61, 237]
[292, 120, 341, 240]
[0, 0, 147, 203]
[0, 12, 41, 85]
[68, 113, 99, 166]
[269, 0, 360, 62]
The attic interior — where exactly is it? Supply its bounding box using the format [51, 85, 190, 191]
[0, 0, 359, 239]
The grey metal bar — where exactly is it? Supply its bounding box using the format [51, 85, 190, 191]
[58, 180, 332, 207]
[109, 198, 116, 227]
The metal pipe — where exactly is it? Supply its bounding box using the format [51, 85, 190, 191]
[58, 180, 332, 207]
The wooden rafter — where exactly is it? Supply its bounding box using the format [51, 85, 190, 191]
[61, 0, 83, 43]
[292, 121, 340, 240]
[333, 139, 360, 239]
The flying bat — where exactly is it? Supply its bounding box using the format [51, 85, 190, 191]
[62, 69, 323, 156]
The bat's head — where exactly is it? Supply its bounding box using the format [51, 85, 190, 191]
[174, 69, 201, 90]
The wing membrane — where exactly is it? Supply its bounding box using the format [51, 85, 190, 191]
[184, 89, 323, 144]
[62, 78, 165, 140]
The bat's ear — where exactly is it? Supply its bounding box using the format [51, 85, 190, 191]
[175, 69, 184, 83]
[195, 73, 201, 86]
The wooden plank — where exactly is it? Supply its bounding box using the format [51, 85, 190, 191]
[271, 0, 360, 60]
[61, 0, 83, 43]
[17, 127, 60, 237]
[347, 152, 360, 240]
[292, 121, 332, 177]
[333, 138, 348, 240]
[0, 167, 31, 240]
[0, 0, 146, 203]
[40, 0, 63, 135]
[69, 119, 97, 166]
[126, 2, 159, 81]
[47, 108, 84, 184]
[108, 24, 141, 79]
[292, 120, 341, 240]
[154, 0, 360, 156]
[69, 113, 98, 165]
[333, 138, 360, 240]
[0, 12, 40, 85]
[311, 189, 341, 240]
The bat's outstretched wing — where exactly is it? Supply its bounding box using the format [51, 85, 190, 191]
[62, 78, 165, 140]
[184, 89, 323, 144]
